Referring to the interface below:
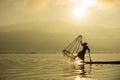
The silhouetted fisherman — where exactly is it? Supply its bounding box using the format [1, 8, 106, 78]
[77, 40, 90, 63]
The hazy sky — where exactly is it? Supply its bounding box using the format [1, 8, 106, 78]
[0, 0, 120, 27]
[0, 0, 120, 52]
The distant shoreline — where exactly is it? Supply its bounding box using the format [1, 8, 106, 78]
[0, 51, 120, 54]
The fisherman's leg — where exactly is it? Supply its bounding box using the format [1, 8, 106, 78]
[80, 54, 85, 63]
[83, 54, 85, 63]
[77, 53, 84, 60]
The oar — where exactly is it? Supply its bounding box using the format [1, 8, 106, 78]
[89, 52, 92, 63]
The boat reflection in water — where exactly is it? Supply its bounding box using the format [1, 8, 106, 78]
[74, 76, 93, 80]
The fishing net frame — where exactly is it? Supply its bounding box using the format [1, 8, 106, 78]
[63, 35, 83, 58]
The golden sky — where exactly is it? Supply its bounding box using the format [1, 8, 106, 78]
[0, 0, 120, 27]
[0, 0, 120, 51]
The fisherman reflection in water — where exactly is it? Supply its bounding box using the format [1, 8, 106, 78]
[76, 40, 90, 63]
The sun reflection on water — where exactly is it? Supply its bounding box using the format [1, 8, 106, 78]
[75, 76, 86, 80]
[74, 76, 95, 80]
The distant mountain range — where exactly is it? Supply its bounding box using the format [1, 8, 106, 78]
[0, 21, 120, 52]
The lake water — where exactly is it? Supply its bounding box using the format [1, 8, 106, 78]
[0, 52, 120, 80]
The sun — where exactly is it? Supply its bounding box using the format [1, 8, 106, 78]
[72, 5, 86, 19]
